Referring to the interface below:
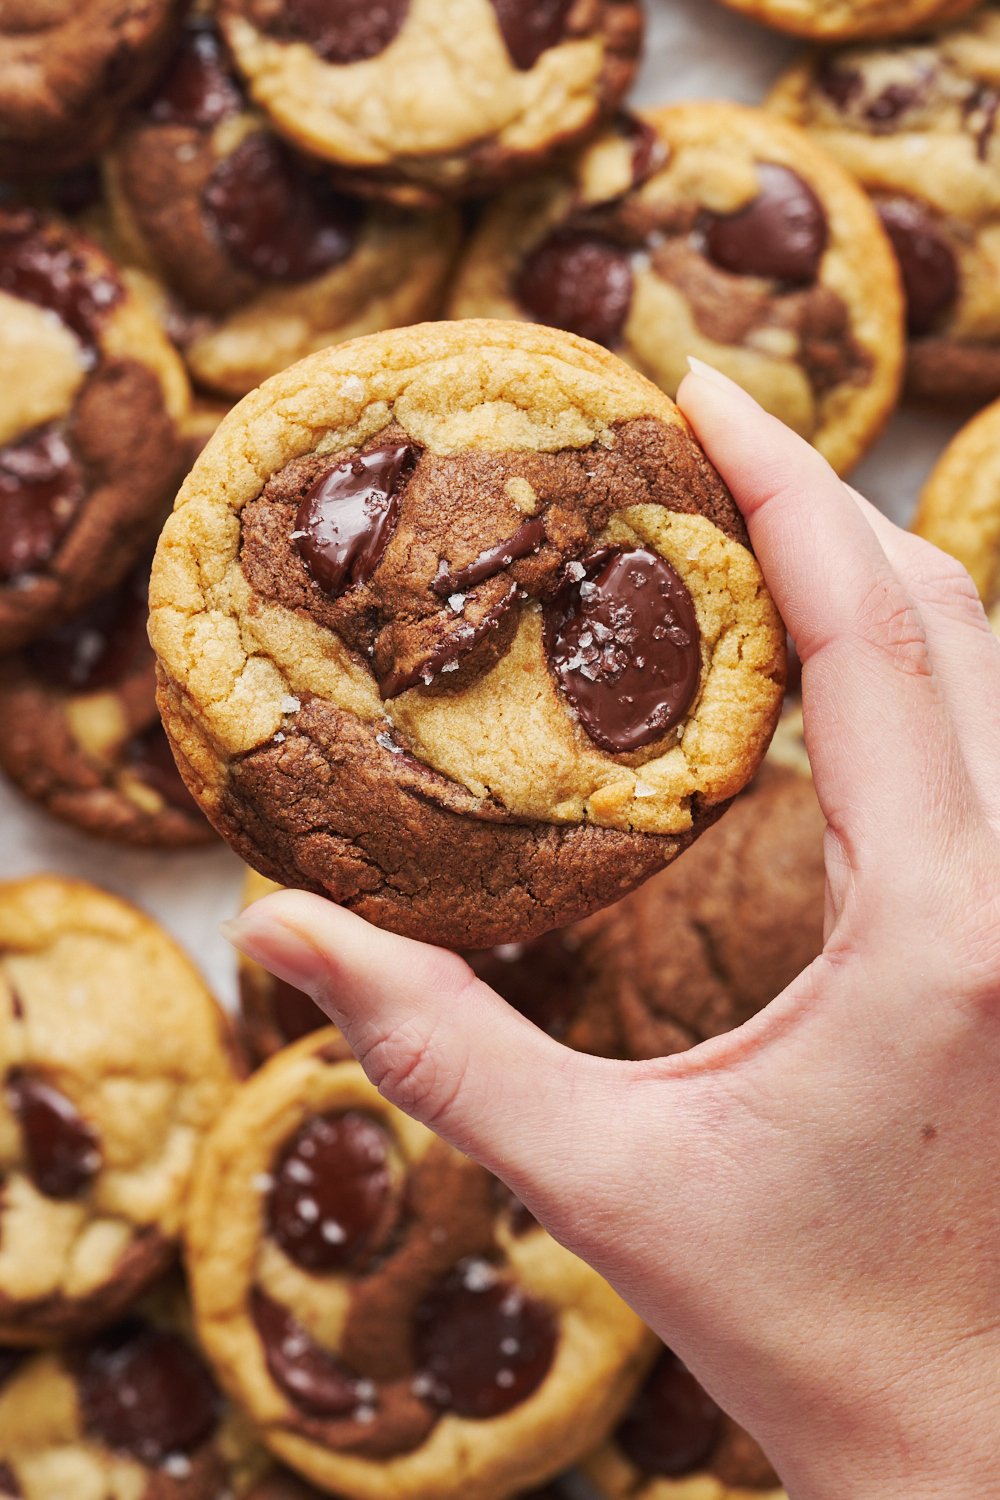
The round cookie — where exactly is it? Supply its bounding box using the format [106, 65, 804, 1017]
[448, 105, 904, 475]
[912, 395, 1000, 619]
[0, 558, 213, 848]
[583, 1343, 785, 1500]
[709, 0, 980, 42]
[238, 870, 326, 1064]
[768, 10, 1000, 403]
[149, 320, 786, 949]
[104, 15, 462, 398]
[0, 207, 189, 653]
[0, 878, 238, 1344]
[0, 0, 184, 175]
[215, 0, 644, 206]
[185, 1030, 655, 1500]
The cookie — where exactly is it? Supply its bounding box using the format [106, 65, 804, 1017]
[0, 0, 184, 175]
[238, 871, 326, 1064]
[0, 878, 238, 1344]
[583, 1343, 785, 1500]
[768, 10, 1000, 402]
[448, 104, 904, 475]
[185, 1030, 655, 1500]
[0, 207, 189, 654]
[0, 558, 213, 848]
[710, 0, 979, 42]
[912, 396, 1000, 620]
[149, 320, 786, 948]
[104, 15, 462, 398]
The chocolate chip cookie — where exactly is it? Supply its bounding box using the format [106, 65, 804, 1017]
[185, 1030, 655, 1500]
[0, 0, 184, 175]
[0, 207, 189, 653]
[449, 104, 904, 476]
[711, 0, 979, 42]
[583, 1343, 785, 1499]
[215, 0, 644, 206]
[0, 878, 238, 1344]
[238, 870, 325, 1064]
[104, 15, 462, 398]
[150, 320, 786, 948]
[769, 10, 1000, 402]
[912, 395, 1000, 624]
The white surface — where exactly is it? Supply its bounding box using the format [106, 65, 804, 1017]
[0, 0, 969, 1010]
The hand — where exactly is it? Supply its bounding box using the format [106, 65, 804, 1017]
[224, 366, 1000, 1500]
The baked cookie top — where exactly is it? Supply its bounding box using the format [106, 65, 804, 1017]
[912, 395, 1000, 620]
[448, 104, 904, 475]
[185, 1030, 654, 1500]
[215, 0, 643, 203]
[712, 0, 980, 42]
[0, 878, 238, 1344]
[150, 320, 785, 947]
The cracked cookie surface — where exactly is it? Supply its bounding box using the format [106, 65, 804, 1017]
[710, 0, 979, 42]
[149, 320, 785, 948]
[449, 104, 904, 476]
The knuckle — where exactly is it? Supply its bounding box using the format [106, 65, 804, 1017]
[855, 576, 931, 677]
[357, 1019, 464, 1131]
[913, 555, 991, 630]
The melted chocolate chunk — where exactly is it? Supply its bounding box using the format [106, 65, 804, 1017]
[273, 976, 324, 1042]
[0, 1464, 19, 1497]
[147, 20, 243, 128]
[49, 165, 104, 221]
[25, 566, 148, 692]
[815, 57, 863, 111]
[702, 164, 828, 286]
[0, 424, 86, 583]
[0, 1349, 24, 1392]
[877, 197, 958, 335]
[621, 111, 668, 187]
[544, 547, 701, 755]
[6, 1071, 101, 1200]
[78, 1320, 221, 1464]
[491, 1178, 539, 1236]
[124, 722, 202, 814]
[468, 931, 582, 1041]
[491, 0, 573, 70]
[253, 1289, 367, 1417]
[273, 0, 409, 63]
[413, 1258, 557, 1418]
[293, 442, 415, 597]
[865, 80, 924, 127]
[515, 229, 633, 348]
[616, 1348, 722, 1476]
[269, 1111, 392, 1272]
[433, 517, 545, 595]
[0, 211, 121, 351]
[203, 134, 361, 283]
[378, 590, 516, 699]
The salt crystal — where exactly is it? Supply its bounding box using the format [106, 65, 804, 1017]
[280, 695, 300, 714]
[565, 560, 586, 581]
[338, 375, 365, 399]
[633, 780, 656, 798]
[448, 593, 466, 613]
[251, 1173, 274, 1193]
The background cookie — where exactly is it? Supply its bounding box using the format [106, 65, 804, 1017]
[185, 1031, 655, 1500]
[449, 103, 904, 475]
[150, 320, 785, 948]
[238, 870, 325, 1063]
[0, 878, 238, 1343]
[710, 0, 981, 42]
[911, 395, 1000, 624]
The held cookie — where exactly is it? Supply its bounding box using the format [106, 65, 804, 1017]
[0, 879, 238, 1344]
[239, 870, 325, 1063]
[149, 321, 786, 949]
[215, 0, 644, 206]
[449, 105, 904, 475]
[912, 396, 1000, 625]
[769, 11, 1000, 403]
[0, 208, 189, 653]
[185, 1031, 654, 1500]
[104, 15, 461, 398]
[709, 0, 979, 42]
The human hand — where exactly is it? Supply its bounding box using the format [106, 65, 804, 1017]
[223, 367, 1000, 1500]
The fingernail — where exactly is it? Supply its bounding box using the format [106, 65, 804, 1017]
[220, 907, 324, 993]
[686, 355, 741, 390]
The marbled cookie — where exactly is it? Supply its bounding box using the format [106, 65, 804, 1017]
[238, 871, 325, 1064]
[0, 879, 238, 1343]
[710, 0, 980, 42]
[449, 105, 904, 475]
[769, 10, 1000, 402]
[104, 15, 461, 398]
[0, 208, 188, 653]
[185, 1031, 654, 1500]
[150, 321, 786, 948]
[215, 0, 643, 206]
[912, 395, 1000, 625]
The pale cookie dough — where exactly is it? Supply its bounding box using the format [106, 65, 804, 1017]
[711, 0, 980, 42]
[912, 395, 1000, 615]
[449, 104, 904, 476]
[149, 320, 785, 948]
[185, 1030, 655, 1500]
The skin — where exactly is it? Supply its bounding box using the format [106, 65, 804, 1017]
[222, 363, 1000, 1500]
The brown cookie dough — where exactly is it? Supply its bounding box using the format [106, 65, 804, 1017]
[215, 0, 643, 206]
[0, 878, 239, 1344]
[449, 104, 904, 476]
[769, 10, 1000, 403]
[185, 1030, 655, 1500]
[0, 558, 213, 848]
[583, 1343, 786, 1500]
[912, 395, 1000, 618]
[710, 0, 979, 42]
[150, 321, 786, 948]
[104, 14, 462, 397]
[0, 0, 184, 175]
[0, 208, 189, 653]
[238, 870, 326, 1064]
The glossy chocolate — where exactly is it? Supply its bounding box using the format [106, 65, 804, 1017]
[433, 516, 545, 595]
[703, 164, 827, 286]
[253, 1289, 365, 1417]
[379, 589, 515, 699]
[78, 1320, 221, 1463]
[815, 57, 863, 111]
[877, 197, 959, 335]
[124, 722, 202, 815]
[294, 442, 415, 597]
[616, 1348, 721, 1476]
[203, 134, 360, 283]
[0, 211, 121, 351]
[413, 1258, 557, 1419]
[0, 424, 86, 583]
[491, 0, 573, 70]
[544, 547, 701, 754]
[269, 1111, 392, 1272]
[6, 1071, 101, 1200]
[0, 1463, 19, 1497]
[515, 229, 633, 348]
[147, 20, 243, 128]
[25, 565, 148, 692]
[277, 0, 409, 63]
[468, 931, 582, 1041]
